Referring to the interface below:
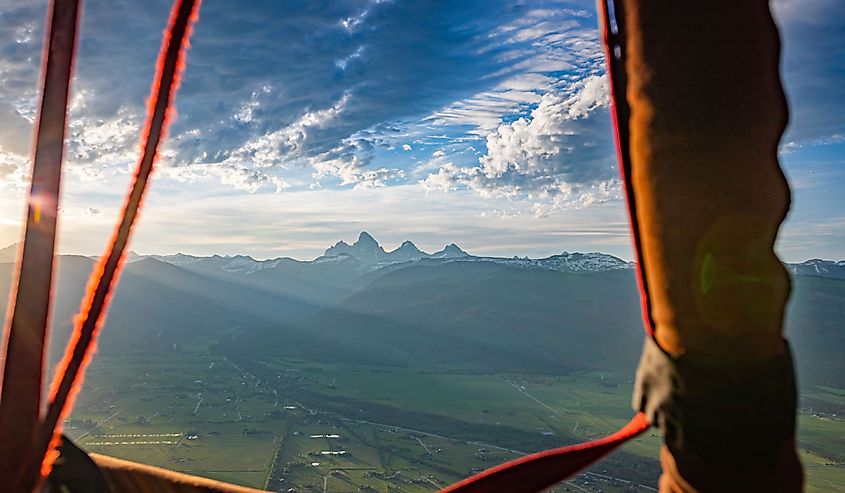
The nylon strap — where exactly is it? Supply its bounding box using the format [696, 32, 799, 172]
[0, 0, 80, 489]
[598, 0, 655, 337]
[440, 413, 649, 493]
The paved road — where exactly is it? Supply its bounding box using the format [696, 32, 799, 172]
[74, 409, 122, 440]
[193, 394, 204, 415]
[413, 436, 432, 455]
[500, 376, 559, 415]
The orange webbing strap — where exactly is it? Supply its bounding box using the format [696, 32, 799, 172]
[7, 0, 201, 490]
[0, 0, 80, 488]
[90, 453, 267, 493]
[440, 413, 649, 493]
[598, 0, 653, 338]
[618, 0, 802, 490]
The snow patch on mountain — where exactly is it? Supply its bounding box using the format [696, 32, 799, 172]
[432, 244, 469, 259]
[0, 243, 19, 263]
[787, 259, 845, 280]
[449, 251, 633, 272]
[325, 232, 390, 264]
[317, 233, 631, 273]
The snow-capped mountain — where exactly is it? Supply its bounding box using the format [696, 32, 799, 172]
[3, 236, 840, 279]
[0, 243, 18, 263]
[321, 232, 467, 266]
[390, 240, 429, 262]
[148, 252, 203, 266]
[431, 244, 468, 259]
[324, 232, 391, 264]
[134, 232, 631, 275]
[457, 251, 633, 272]
[149, 253, 277, 274]
[787, 259, 845, 280]
[318, 232, 629, 273]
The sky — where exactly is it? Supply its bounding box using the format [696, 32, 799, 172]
[0, 0, 843, 261]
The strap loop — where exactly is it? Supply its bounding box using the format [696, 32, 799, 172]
[633, 337, 799, 486]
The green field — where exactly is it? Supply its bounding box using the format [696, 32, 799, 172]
[65, 345, 844, 492]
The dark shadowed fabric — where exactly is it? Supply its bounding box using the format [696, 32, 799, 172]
[46, 436, 112, 493]
[621, 0, 803, 490]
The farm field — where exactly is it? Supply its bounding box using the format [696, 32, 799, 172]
[65, 346, 844, 492]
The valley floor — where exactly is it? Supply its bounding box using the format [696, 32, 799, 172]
[66, 345, 844, 492]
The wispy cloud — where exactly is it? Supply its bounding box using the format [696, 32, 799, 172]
[422, 74, 618, 213]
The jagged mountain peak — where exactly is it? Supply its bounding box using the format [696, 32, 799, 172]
[325, 232, 388, 264]
[324, 233, 441, 265]
[1, 242, 20, 263]
[788, 258, 845, 280]
[432, 243, 468, 258]
[388, 240, 428, 262]
[356, 231, 378, 246]
[322, 234, 470, 264]
[123, 251, 143, 263]
[394, 240, 421, 253]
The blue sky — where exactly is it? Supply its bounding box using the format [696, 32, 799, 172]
[0, 0, 842, 261]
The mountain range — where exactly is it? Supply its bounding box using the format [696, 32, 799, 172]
[138, 231, 635, 277]
[3, 232, 841, 279]
[0, 233, 843, 390]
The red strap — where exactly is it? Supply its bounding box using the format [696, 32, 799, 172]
[0, 0, 80, 489]
[440, 413, 649, 493]
[14, 0, 202, 488]
[599, 0, 655, 338]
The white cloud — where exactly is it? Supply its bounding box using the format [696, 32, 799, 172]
[13, 22, 35, 45]
[340, 0, 389, 32]
[233, 85, 271, 124]
[477, 75, 609, 180]
[335, 45, 366, 70]
[167, 93, 367, 191]
[308, 138, 405, 188]
[422, 74, 617, 213]
[0, 146, 29, 190]
[161, 163, 288, 193]
[425, 8, 603, 134]
[772, 0, 839, 24]
[64, 106, 140, 180]
[420, 162, 464, 193]
[165, 92, 405, 191]
[231, 91, 351, 169]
